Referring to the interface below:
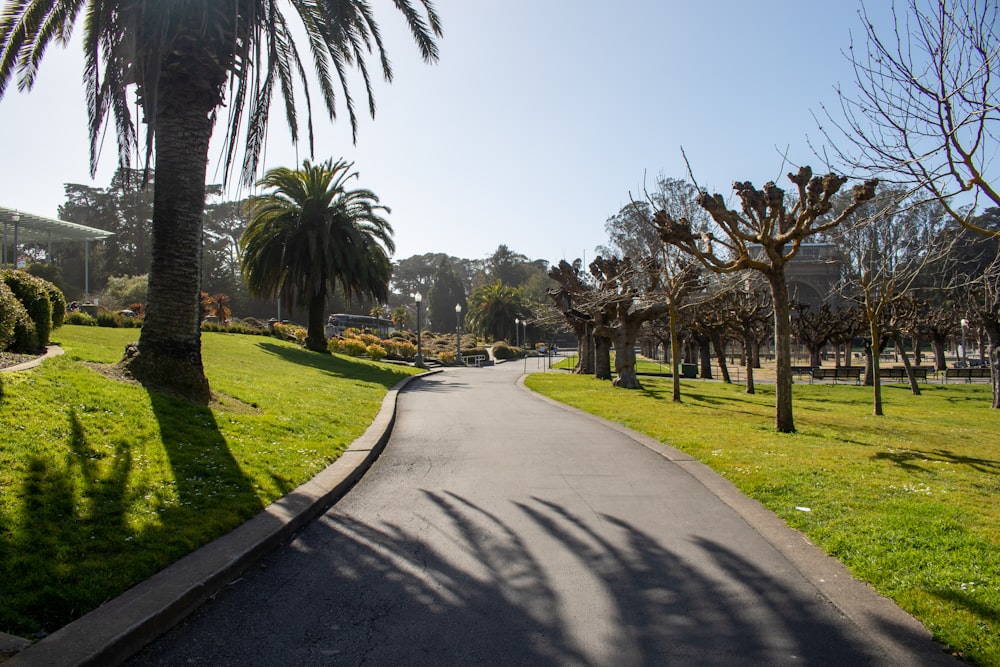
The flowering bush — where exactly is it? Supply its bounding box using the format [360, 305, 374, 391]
[341, 339, 368, 357]
[394, 341, 417, 359]
[366, 343, 387, 361]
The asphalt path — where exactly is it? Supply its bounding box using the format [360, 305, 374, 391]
[129, 359, 954, 666]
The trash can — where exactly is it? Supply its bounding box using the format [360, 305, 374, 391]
[681, 363, 697, 378]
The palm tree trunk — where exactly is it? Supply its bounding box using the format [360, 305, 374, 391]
[122, 105, 212, 403]
[306, 287, 330, 352]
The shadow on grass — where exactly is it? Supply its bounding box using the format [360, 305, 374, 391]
[0, 390, 265, 637]
[255, 341, 413, 386]
[873, 448, 1000, 475]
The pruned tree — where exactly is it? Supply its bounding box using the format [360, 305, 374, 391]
[885, 295, 926, 395]
[791, 303, 840, 368]
[817, 0, 999, 238]
[548, 259, 604, 377]
[952, 249, 1000, 407]
[656, 166, 877, 432]
[833, 191, 947, 412]
[588, 256, 668, 389]
[718, 286, 772, 395]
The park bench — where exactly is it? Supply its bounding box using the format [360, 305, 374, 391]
[943, 367, 992, 383]
[879, 367, 929, 383]
[790, 366, 815, 383]
[810, 367, 862, 384]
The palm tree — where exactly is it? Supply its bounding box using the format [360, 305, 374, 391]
[0, 2, 441, 402]
[240, 159, 394, 352]
[466, 280, 529, 343]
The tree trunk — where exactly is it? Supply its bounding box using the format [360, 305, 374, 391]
[982, 319, 1000, 409]
[711, 330, 732, 383]
[698, 337, 713, 380]
[744, 331, 756, 395]
[808, 344, 822, 368]
[594, 336, 612, 380]
[122, 105, 212, 403]
[670, 303, 681, 402]
[894, 333, 921, 396]
[931, 336, 947, 371]
[305, 287, 330, 353]
[869, 323, 884, 416]
[575, 322, 594, 374]
[612, 323, 643, 389]
[768, 269, 795, 433]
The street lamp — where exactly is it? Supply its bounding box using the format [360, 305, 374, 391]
[455, 303, 463, 365]
[961, 318, 969, 364]
[515, 317, 520, 347]
[414, 293, 425, 368]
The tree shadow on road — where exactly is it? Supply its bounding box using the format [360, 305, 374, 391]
[130, 490, 940, 666]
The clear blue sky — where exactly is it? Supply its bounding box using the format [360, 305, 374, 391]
[0, 0, 892, 265]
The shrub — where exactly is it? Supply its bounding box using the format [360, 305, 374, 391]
[394, 341, 417, 359]
[461, 346, 489, 361]
[0, 281, 24, 350]
[492, 342, 522, 360]
[271, 323, 296, 341]
[1, 270, 52, 350]
[99, 274, 147, 310]
[46, 282, 67, 329]
[65, 311, 97, 326]
[341, 338, 368, 357]
[327, 337, 344, 354]
[438, 350, 456, 365]
[96, 311, 124, 328]
[366, 344, 387, 361]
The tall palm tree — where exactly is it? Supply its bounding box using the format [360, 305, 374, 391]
[466, 280, 528, 343]
[0, 1, 441, 402]
[241, 159, 393, 352]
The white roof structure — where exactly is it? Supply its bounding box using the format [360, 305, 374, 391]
[2, 205, 113, 296]
[1, 205, 113, 245]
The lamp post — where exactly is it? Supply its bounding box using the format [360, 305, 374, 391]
[961, 318, 969, 364]
[414, 293, 425, 368]
[455, 304, 463, 365]
[515, 317, 520, 347]
[8, 210, 20, 269]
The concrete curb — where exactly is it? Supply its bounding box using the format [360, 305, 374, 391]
[5, 369, 440, 667]
[0, 346, 63, 373]
[517, 374, 956, 666]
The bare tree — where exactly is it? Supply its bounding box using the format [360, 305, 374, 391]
[833, 191, 947, 412]
[605, 177, 708, 400]
[588, 256, 668, 389]
[656, 166, 877, 432]
[817, 0, 1000, 237]
[792, 303, 841, 368]
[547, 260, 603, 376]
[720, 286, 773, 395]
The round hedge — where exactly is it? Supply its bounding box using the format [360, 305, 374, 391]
[0, 280, 25, 350]
[1, 270, 53, 350]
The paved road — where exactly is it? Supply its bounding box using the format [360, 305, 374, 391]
[130, 360, 953, 666]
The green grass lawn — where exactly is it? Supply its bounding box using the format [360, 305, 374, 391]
[0, 326, 419, 637]
[525, 372, 1000, 667]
